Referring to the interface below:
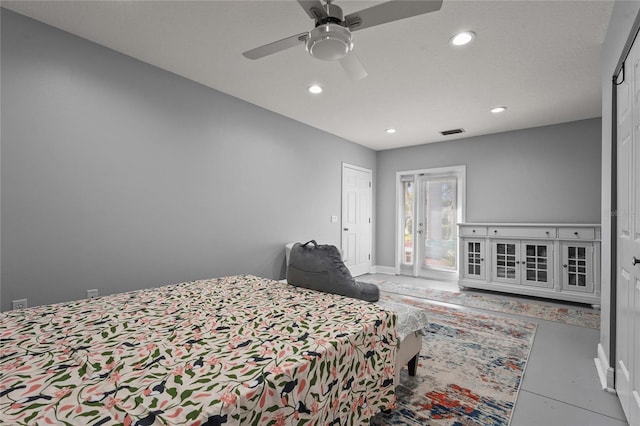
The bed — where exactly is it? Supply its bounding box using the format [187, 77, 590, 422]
[0, 275, 398, 425]
[282, 242, 429, 386]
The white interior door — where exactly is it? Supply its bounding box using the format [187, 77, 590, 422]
[616, 37, 640, 426]
[341, 164, 372, 277]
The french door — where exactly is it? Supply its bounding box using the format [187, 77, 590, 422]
[398, 166, 465, 279]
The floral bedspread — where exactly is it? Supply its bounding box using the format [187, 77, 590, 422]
[0, 275, 397, 425]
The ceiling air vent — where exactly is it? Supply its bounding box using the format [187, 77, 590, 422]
[440, 128, 465, 136]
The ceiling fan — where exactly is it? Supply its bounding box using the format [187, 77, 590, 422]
[242, 0, 443, 81]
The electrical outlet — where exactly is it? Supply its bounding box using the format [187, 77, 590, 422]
[86, 289, 99, 299]
[12, 299, 28, 310]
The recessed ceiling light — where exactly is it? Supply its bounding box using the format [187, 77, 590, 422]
[450, 31, 475, 46]
[308, 84, 323, 94]
[385, 128, 397, 134]
[491, 106, 507, 113]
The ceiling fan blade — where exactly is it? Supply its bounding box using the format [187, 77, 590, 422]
[242, 33, 309, 60]
[297, 0, 328, 20]
[339, 51, 368, 81]
[344, 0, 443, 32]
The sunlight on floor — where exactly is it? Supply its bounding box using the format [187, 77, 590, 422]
[362, 273, 459, 292]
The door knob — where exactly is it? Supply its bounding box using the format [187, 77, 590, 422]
[633, 256, 639, 265]
[418, 230, 423, 234]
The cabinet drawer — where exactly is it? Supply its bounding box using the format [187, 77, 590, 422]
[460, 226, 487, 236]
[558, 227, 596, 240]
[489, 227, 556, 239]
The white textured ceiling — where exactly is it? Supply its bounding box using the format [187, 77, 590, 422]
[2, 0, 613, 151]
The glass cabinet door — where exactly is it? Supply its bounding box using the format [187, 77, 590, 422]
[561, 243, 594, 293]
[493, 241, 519, 284]
[522, 242, 554, 288]
[463, 239, 485, 280]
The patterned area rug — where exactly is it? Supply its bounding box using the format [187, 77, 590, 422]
[372, 293, 537, 425]
[361, 278, 600, 329]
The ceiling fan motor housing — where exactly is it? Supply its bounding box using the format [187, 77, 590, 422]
[306, 23, 353, 61]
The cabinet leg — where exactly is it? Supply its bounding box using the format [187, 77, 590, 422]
[408, 354, 419, 376]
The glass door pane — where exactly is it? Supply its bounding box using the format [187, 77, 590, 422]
[421, 177, 457, 271]
[495, 242, 518, 281]
[523, 243, 552, 288]
[567, 246, 588, 287]
[465, 241, 483, 278]
[401, 179, 415, 268]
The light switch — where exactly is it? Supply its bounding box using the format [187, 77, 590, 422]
[331, 215, 338, 223]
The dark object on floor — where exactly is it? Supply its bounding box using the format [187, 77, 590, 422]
[287, 240, 379, 302]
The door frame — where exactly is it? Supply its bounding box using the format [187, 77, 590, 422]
[341, 162, 373, 276]
[394, 165, 466, 277]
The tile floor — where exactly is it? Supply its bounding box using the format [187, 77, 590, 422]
[362, 273, 628, 426]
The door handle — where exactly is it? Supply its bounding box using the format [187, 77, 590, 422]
[343, 228, 349, 231]
[633, 256, 639, 265]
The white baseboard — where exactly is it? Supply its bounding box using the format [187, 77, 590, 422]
[594, 343, 616, 393]
[370, 265, 396, 275]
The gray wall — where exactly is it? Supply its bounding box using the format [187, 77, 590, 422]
[0, 9, 376, 311]
[376, 119, 602, 267]
[0, 8, 607, 313]
[598, 0, 640, 389]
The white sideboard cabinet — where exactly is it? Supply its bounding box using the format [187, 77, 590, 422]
[458, 223, 601, 306]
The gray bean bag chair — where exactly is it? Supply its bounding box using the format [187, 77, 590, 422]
[287, 240, 380, 302]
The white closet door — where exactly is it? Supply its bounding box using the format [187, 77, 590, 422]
[341, 164, 372, 277]
[616, 35, 640, 426]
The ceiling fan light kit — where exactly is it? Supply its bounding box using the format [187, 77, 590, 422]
[306, 24, 353, 61]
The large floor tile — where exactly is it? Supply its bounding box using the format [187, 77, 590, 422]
[521, 320, 626, 421]
[511, 390, 628, 426]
